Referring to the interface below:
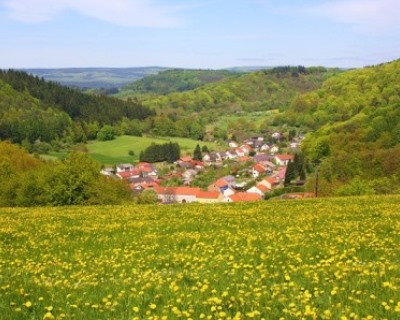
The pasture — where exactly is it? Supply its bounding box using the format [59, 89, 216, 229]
[1, 196, 400, 319]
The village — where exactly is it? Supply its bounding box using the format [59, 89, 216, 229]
[100, 132, 310, 204]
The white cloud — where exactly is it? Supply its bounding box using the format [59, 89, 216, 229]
[2, 0, 185, 27]
[309, 0, 400, 34]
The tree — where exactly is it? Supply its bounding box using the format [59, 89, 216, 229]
[201, 145, 210, 153]
[193, 144, 202, 161]
[97, 125, 116, 141]
[284, 162, 296, 186]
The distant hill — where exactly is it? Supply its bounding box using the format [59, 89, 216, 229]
[117, 69, 238, 98]
[24, 67, 169, 89]
[0, 69, 155, 144]
[138, 66, 342, 118]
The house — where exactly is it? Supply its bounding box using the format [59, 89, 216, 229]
[226, 149, 237, 160]
[269, 145, 279, 154]
[208, 178, 229, 193]
[100, 167, 115, 176]
[272, 132, 284, 141]
[260, 176, 280, 190]
[274, 154, 294, 166]
[247, 183, 269, 197]
[223, 175, 236, 187]
[153, 187, 222, 204]
[116, 169, 141, 180]
[196, 191, 222, 203]
[276, 167, 287, 180]
[252, 163, 266, 179]
[136, 162, 158, 178]
[226, 192, 262, 202]
[129, 177, 159, 191]
[229, 141, 239, 148]
[253, 153, 273, 163]
[242, 144, 252, 154]
[182, 169, 198, 184]
[260, 144, 270, 152]
[235, 147, 246, 157]
[153, 186, 200, 203]
[116, 163, 135, 173]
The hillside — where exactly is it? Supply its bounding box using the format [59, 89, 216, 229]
[281, 59, 400, 195]
[138, 66, 342, 119]
[1, 196, 400, 319]
[117, 69, 237, 98]
[0, 70, 155, 144]
[25, 67, 169, 89]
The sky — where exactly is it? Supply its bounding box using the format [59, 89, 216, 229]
[1, 0, 399, 69]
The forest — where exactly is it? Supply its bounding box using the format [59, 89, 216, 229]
[282, 60, 400, 196]
[0, 70, 155, 148]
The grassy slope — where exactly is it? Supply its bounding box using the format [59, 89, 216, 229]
[1, 196, 399, 319]
[86, 135, 221, 165]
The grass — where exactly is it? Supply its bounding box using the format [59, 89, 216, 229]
[1, 196, 400, 319]
[86, 135, 221, 165]
[207, 110, 280, 132]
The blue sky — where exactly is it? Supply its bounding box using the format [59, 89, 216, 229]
[1, 0, 399, 69]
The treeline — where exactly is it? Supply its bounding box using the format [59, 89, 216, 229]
[139, 142, 180, 163]
[0, 142, 131, 207]
[279, 59, 400, 196]
[0, 69, 155, 124]
[118, 69, 236, 98]
[0, 70, 156, 150]
[136, 67, 341, 122]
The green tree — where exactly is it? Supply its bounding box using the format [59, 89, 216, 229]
[97, 125, 116, 141]
[193, 144, 202, 161]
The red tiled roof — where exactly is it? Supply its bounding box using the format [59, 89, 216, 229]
[117, 170, 140, 179]
[197, 191, 220, 199]
[237, 156, 250, 162]
[256, 184, 269, 193]
[266, 176, 280, 185]
[253, 163, 266, 173]
[229, 192, 262, 202]
[180, 156, 192, 162]
[214, 178, 229, 188]
[275, 154, 294, 161]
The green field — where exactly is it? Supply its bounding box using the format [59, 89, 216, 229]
[86, 135, 221, 165]
[1, 196, 400, 319]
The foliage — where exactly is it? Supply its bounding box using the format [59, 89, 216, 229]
[0, 69, 155, 126]
[136, 67, 341, 125]
[193, 144, 202, 161]
[0, 141, 131, 206]
[118, 69, 236, 97]
[139, 142, 180, 163]
[1, 196, 400, 319]
[282, 59, 400, 195]
[97, 125, 116, 141]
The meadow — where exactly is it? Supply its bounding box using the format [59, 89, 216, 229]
[1, 196, 400, 319]
[86, 135, 220, 165]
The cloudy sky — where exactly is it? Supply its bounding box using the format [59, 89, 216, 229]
[1, 0, 399, 69]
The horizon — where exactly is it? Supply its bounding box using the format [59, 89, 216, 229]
[1, 0, 400, 70]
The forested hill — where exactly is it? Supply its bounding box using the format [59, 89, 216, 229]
[0, 70, 155, 124]
[283, 59, 400, 196]
[117, 69, 237, 98]
[0, 70, 155, 144]
[137, 66, 341, 118]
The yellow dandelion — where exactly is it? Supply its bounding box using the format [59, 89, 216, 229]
[149, 303, 157, 310]
[43, 312, 54, 320]
[24, 301, 32, 308]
